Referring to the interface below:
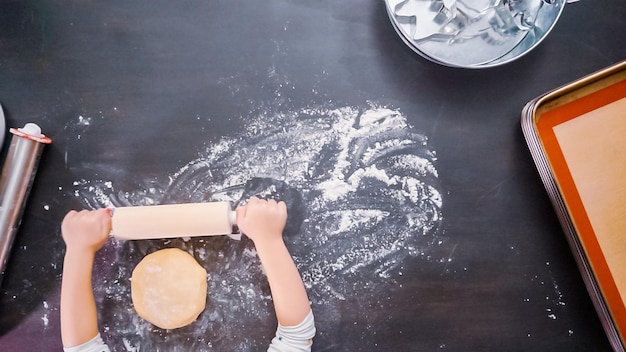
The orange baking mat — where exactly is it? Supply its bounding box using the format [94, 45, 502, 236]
[535, 76, 626, 344]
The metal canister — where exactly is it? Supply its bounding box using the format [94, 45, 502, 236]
[0, 123, 52, 285]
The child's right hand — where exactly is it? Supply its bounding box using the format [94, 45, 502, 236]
[61, 209, 112, 254]
[236, 197, 287, 245]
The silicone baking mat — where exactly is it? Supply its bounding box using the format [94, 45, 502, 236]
[523, 60, 626, 351]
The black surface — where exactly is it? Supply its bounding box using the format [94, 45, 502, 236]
[0, 0, 625, 351]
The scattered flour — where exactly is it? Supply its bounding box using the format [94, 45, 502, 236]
[71, 103, 444, 351]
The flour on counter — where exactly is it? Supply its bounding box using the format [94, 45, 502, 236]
[41, 301, 49, 327]
[72, 103, 444, 351]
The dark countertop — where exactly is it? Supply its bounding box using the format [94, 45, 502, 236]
[1, 1, 625, 351]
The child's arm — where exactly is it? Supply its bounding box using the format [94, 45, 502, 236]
[236, 197, 311, 327]
[60, 209, 111, 348]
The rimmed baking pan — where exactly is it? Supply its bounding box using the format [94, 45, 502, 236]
[522, 59, 626, 352]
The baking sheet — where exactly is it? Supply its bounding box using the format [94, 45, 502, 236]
[523, 61, 626, 351]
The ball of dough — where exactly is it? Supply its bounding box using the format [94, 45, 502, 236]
[131, 248, 207, 329]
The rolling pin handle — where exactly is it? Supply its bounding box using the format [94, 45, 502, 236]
[228, 209, 241, 240]
[228, 209, 236, 226]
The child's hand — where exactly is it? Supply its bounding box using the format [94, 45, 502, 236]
[236, 197, 312, 329]
[236, 197, 287, 245]
[61, 209, 112, 254]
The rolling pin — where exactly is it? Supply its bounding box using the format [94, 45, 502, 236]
[110, 202, 239, 240]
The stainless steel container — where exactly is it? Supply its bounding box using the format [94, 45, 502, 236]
[0, 123, 52, 285]
[385, 0, 568, 68]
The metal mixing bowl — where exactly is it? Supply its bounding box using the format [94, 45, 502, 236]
[385, 0, 567, 68]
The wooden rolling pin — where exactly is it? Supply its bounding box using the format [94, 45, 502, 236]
[110, 202, 238, 240]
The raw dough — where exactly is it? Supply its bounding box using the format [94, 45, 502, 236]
[131, 248, 207, 329]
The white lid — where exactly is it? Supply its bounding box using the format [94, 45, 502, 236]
[18, 123, 45, 138]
